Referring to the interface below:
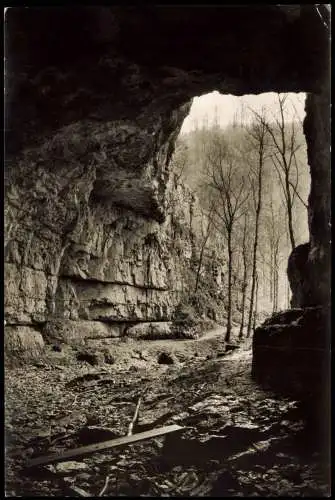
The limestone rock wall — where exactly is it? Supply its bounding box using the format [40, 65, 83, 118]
[287, 243, 311, 308]
[303, 79, 331, 307]
[53, 187, 195, 325]
[5, 163, 226, 350]
[285, 76, 331, 309]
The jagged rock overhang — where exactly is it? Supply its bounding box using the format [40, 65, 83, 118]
[6, 5, 329, 152]
[5, 5, 330, 226]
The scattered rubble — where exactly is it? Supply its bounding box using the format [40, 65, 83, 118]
[5, 335, 330, 496]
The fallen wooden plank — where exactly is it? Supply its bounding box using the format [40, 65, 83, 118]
[127, 397, 142, 436]
[26, 424, 184, 468]
[64, 484, 91, 497]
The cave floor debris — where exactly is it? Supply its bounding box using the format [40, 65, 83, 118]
[5, 331, 330, 497]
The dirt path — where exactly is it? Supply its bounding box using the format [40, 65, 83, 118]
[132, 324, 239, 346]
[5, 336, 330, 497]
[73, 323, 237, 371]
[196, 325, 229, 341]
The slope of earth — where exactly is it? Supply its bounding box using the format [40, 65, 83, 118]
[5, 331, 330, 497]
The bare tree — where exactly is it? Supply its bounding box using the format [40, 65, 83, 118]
[205, 134, 249, 342]
[259, 196, 284, 313]
[252, 272, 259, 333]
[238, 212, 249, 339]
[244, 112, 269, 338]
[253, 94, 307, 251]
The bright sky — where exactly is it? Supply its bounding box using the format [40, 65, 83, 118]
[180, 91, 306, 134]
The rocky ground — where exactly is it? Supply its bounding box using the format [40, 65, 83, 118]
[5, 328, 331, 497]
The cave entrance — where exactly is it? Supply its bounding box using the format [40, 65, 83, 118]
[171, 90, 309, 327]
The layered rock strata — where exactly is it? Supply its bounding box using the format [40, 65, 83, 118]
[5, 173, 226, 351]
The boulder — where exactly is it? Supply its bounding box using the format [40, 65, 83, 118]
[157, 351, 176, 365]
[43, 319, 122, 346]
[126, 321, 174, 339]
[103, 349, 116, 364]
[55, 461, 90, 474]
[287, 242, 311, 307]
[5, 326, 45, 361]
[76, 349, 105, 366]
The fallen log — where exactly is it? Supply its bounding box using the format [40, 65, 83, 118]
[26, 424, 185, 468]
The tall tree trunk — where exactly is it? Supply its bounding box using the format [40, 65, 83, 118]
[270, 248, 273, 303]
[275, 241, 280, 312]
[239, 281, 247, 340]
[239, 215, 248, 339]
[276, 270, 279, 311]
[286, 231, 291, 308]
[236, 252, 241, 284]
[247, 148, 264, 337]
[274, 268, 278, 312]
[275, 270, 278, 312]
[225, 232, 233, 343]
[272, 267, 276, 314]
[272, 249, 278, 313]
[253, 273, 259, 333]
[247, 225, 259, 337]
[235, 252, 241, 311]
[285, 172, 296, 250]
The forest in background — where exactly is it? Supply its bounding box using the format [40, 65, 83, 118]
[171, 94, 310, 340]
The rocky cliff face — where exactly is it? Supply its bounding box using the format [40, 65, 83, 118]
[303, 79, 331, 307]
[287, 243, 311, 308]
[5, 165, 226, 352]
[5, 6, 330, 358]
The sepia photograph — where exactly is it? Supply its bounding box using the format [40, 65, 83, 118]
[4, 5, 331, 497]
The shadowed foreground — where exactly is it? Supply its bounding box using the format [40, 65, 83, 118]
[5, 334, 330, 497]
